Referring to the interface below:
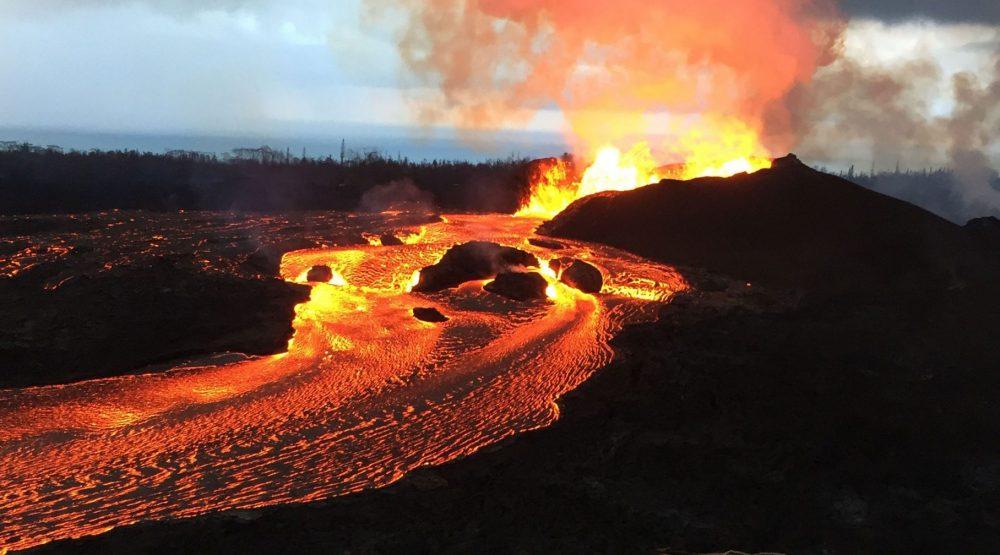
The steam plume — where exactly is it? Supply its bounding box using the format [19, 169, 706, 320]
[359, 178, 436, 213]
[947, 57, 1000, 214]
[364, 0, 843, 156]
[787, 44, 1000, 217]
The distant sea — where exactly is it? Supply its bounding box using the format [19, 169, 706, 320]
[0, 126, 571, 163]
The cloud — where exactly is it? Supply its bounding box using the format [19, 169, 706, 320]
[838, 0, 999, 24]
[0, 0, 415, 135]
[0, 0, 268, 18]
[783, 20, 1000, 217]
[363, 0, 844, 156]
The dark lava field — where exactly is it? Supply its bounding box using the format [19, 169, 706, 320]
[7, 159, 998, 553]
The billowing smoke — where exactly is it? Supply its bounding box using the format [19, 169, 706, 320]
[359, 178, 436, 213]
[947, 58, 1000, 215]
[367, 1, 997, 219]
[364, 0, 844, 157]
[779, 57, 945, 167]
[786, 43, 1000, 218]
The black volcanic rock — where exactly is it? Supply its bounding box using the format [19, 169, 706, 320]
[548, 257, 570, 275]
[380, 233, 404, 246]
[541, 154, 994, 299]
[412, 307, 449, 323]
[0, 215, 103, 237]
[559, 259, 603, 294]
[770, 151, 804, 169]
[528, 237, 565, 250]
[483, 271, 549, 301]
[23, 171, 1000, 555]
[412, 241, 539, 293]
[306, 265, 333, 283]
[0, 259, 309, 388]
[965, 216, 1000, 252]
[245, 238, 319, 275]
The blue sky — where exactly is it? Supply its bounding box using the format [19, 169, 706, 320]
[0, 1, 407, 134]
[0, 1, 996, 165]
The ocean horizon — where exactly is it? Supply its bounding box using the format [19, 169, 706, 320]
[0, 125, 571, 163]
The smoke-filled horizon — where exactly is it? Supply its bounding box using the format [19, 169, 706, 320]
[0, 0, 996, 212]
[365, 0, 998, 215]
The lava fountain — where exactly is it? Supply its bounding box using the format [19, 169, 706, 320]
[516, 119, 775, 219]
[367, 0, 841, 219]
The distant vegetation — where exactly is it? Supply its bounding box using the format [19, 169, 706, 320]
[0, 141, 995, 223]
[0, 142, 536, 215]
[825, 165, 1000, 224]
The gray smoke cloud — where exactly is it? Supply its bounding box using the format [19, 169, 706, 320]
[947, 58, 1000, 213]
[779, 36, 1000, 219]
[782, 58, 945, 167]
[359, 179, 436, 213]
[838, 0, 1000, 24]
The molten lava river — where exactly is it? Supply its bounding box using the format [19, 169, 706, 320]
[0, 214, 686, 551]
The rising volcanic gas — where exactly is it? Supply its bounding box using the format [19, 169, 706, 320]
[366, 0, 845, 215]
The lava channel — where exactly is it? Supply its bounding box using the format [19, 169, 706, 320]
[0, 214, 686, 552]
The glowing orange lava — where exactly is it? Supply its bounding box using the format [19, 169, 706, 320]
[577, 143, 663, 198]
[517, 119, 774, 219]
[0, 214, 686, 552]
[670, 117, 774, 180]
[513, 158, 574, 219]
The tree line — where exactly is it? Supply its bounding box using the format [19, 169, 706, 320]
[826, 164, 1000, 224]
[0, 142, 537, 215]
[1, 141, 994, 222]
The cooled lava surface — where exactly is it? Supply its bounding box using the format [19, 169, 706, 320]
[0, 213, 686, 551]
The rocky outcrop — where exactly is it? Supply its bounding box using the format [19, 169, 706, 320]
[965, 216, 1000, 252]
[380, 233, 404, 246]
[412, 241, 539, 293]
[528, 237, 565, 250]
[306, 265, 333, 283]
[483, 271, 549, 301]
[541, 154, 996, 300]
[412, 307, 449, 323]
[559, 259, 603, 294]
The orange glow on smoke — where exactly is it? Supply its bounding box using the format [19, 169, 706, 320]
[370, 0, 840, 221]
[368, 0, 842, 171]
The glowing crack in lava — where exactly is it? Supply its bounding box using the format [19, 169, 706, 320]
[516, 119, 774, 220]
[0, 214, 686, 552]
